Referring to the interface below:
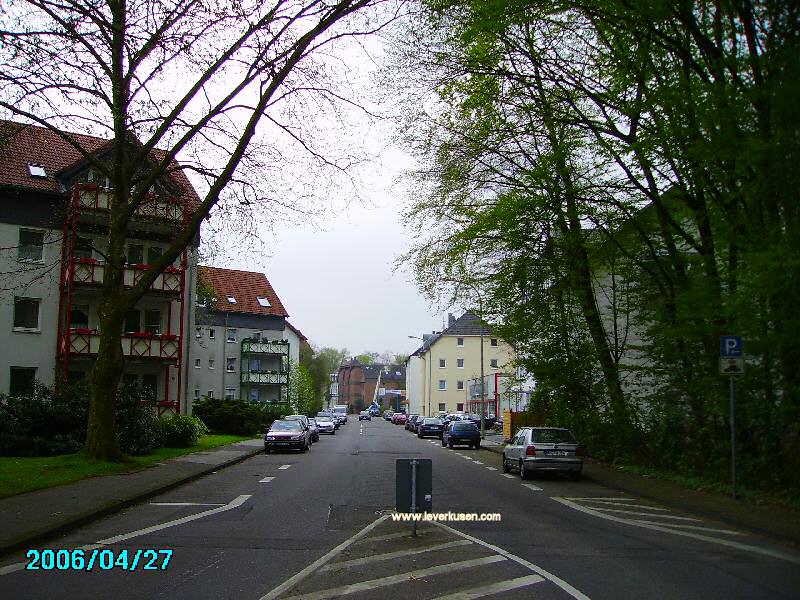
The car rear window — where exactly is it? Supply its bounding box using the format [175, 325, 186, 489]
[270, 421, 301, 431]
[452, 423, 478, 431]
[532, 429, 576, 443]
[423, 418, 443, 425]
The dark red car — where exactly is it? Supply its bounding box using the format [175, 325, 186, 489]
[392, 412, 408, 425]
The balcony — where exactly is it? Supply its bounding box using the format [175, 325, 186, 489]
[72, 258, 183, 295]
[241, 371, 288, 385]
[75, 185, 184, 223]
[64, 329, 180, 361]
[241, 339, 290, 355]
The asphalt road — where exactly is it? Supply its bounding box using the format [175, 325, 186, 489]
[1, 418, 799, 599]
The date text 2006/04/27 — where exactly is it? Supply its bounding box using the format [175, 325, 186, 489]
[26, 548, 173, 571]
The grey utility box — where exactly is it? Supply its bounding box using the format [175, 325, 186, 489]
[395, 458, 432, 513]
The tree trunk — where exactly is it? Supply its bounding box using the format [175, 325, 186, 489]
[85, 319, 125, 461]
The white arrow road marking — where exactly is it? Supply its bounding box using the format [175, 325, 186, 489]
[0, 495, 252, 576]
[150, 502, 225, 506]
[552, 497, 800, 565]
[260, 477, 275, 483]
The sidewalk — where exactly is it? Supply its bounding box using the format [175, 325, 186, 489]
[0, 438, 263, 557]
[481, 441, 800, 546]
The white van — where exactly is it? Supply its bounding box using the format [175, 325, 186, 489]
[332, 405, 348, 425]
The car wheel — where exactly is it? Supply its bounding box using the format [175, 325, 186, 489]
[332, 429, 336, 435]
[501, 454, 510, 473]
[474, 442, 481, 450]
[303, 441, 309, 452]
[264, 447, 270, 455]
[519, 460, 529, 480]
[417, 433, 422, 438]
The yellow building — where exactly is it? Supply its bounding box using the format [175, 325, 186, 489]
[406, 312, 515, 416]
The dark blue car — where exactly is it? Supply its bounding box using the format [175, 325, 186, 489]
[442, 421, 481, 449]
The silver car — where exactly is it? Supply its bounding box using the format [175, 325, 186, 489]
[315, 415, 336, 435]
[502, 427, 583, 480]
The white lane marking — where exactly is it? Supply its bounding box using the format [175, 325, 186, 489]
[281, 556, 507, 600]
[353, 529, 433, 545]
[552, 497, 800, 565]
[259, 515, 390, 600]
[0, 494, 252, 576]
[472, 460, 484, 465]
[590, 507, 701, 522]
[502, 473, 515, 479]
[632, 519, 743, 535]
[97, 494, 251, 545]
[432, 574, 545, 600]
[260, 477, 275, 483]
[522, 483, 543, 491]
[432, 521, 591, 600]
[278, 464, 292, 470]
[485, 467, 497, 471]
[565, 497, 633, 501]
[319, 540, 472, 572]
[150, 502, 225, 506]
[578, 500, 670, 511]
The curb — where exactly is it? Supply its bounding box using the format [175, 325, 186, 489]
[0, 444, 264, 558]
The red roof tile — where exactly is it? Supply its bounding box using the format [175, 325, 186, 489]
[198, 266, 289, 318]
[0, 120, 201, 208]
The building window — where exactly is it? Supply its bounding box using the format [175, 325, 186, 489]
[490, 359, 498, 368]
[490, 338, 498, 347]
[194, 359, 201, 368]
[27, 163, 47, 178]
[456, 403, 464, 412]
[142, 374, 158, 400]
[147, 245, 163, 264]
[457, 337, 464, 346]
[252, 331, 261, 342]
[457, 380, 464, 390]
[144, 310, 161, 334]
[194, 389, 200, 400]
[227, 295, 237, 304]
[209, 359, 215, 369]
[124, 309, 140, 333]
[249, 388, 260, 402]
[70, 304, 90, 329]
[227, 328, 236, 342]
[207, 390, 214, 399]
[9, 367, 37, 396]
[13, 297, 40, 330]
[250, 358, 261, 371]
[438, 403, 446, 412]
[439, 358, 446, 368]
[226, 358, 236, 372]
[127, 243, 144, 265]
[74, 236, 93, 260]
[18, 229, 44, 262]
[456, 358, 464, 368]
[438, 379, 447, 390]
[208, 328, 215, 339]
[257, 296, 270, 307]
[225, 388, 236, 400]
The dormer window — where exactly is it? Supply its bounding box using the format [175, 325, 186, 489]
[27, 164, 47, 178]
[257, 296, 270, 307]
[227, 295, 236, 304]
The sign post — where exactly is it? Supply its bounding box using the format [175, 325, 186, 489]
[720, 336, 743, 499]
[396, 458, 432, 537]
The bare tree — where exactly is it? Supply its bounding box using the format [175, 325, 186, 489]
[0, 0, 402, 459]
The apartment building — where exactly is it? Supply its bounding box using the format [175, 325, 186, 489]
[406, 312, 515, 416]
[189, 266, 303, 408]
[0, 121, 199, 413]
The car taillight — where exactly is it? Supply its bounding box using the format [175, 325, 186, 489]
[525, 445, 537, 456]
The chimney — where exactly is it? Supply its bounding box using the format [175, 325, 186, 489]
[448, 313, 456, 327]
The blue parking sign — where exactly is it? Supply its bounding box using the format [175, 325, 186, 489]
[720, 336, 743, 357]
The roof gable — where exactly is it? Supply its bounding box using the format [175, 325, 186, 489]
[198, 266, 289, 318]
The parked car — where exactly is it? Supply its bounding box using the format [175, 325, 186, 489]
[442, 421, 481, 448]
[466, 413, 496, 429]
[315, 414, 336, 435]
[283, 415, 314, 444]
[383, 410, 395, 421]
[369, 405, 381, 416]
[406, 414, 420, 431]
[418, 417, 444, 439]
[264, 420, 311, 453]
[392, 412, 407, 425]
[502, 427, 583, 480]
[306, 417, 320, 442]
[410, 415, 426, 434]
[333, 405, 348, 424]
[359, 410, 372, 421]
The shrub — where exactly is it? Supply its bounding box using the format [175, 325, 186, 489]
[192, 397, 280, 435]
[155, 415, 208, 447]
[116, 384, 160, 455]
